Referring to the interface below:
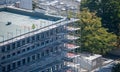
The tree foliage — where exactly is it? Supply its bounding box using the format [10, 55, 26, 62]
[80, 0, 120, 35]
[77, 9, 117, 54]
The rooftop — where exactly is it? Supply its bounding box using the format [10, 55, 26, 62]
[0, 7, 63, 42]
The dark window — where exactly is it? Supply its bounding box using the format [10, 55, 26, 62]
[2, 66, 6, 72]
[27, 37, 30, 43]
[32, 55, 35, 60]
[22, 59, 26, 65]
[46, 50, 49, 55]
[17, 51, 21, 54]
[17, 61, 21, 66]
[7, 54, 10, 58]
[27, 57, 30, 63]
[56, 28, 59, 33]
[46, 68, 50, 72]
[12, 63, 16, 69]
[31, 45, 35, 49]
[46, 31, 49, 37]
[56, 65, 59, 70]
[41, 52, 44, 57]
[12, 43, 15, 49]
[12, 53, 16, 56]
[1, 46, 5, 52]
[50, 30, 54, 35]
[36, 34, 40, 40]
[41, 33, 44, 39]
[1, 56, 5, 60]
[46, 40, 49, 44]
[17, 41, 20, 47]
[7, 64, 11, 71]
[7, 45, 10, 51]
[41, 42, 44, 46]
[37, 54, 40, 59]
[22, 39, 25, 45]
[27, 47, 30, 51]
[55, 37, 58, 40]
[50, 48, 53, 52]
[31, 36, 35, 42]
[36, 43, 40, 47]
[22, 49, 26, 52]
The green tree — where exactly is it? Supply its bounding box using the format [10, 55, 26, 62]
[80, 0, 120, 50]
[32, 24, 35, 29]
[77, 9, 117, 54]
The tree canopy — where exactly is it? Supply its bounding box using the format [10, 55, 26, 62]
[77, 9, 117, 54]
[80, 0, 120, 35]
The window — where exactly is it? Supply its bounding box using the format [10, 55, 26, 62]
[12, 43, 15, 49]
[27, 47, 30, 51]
[31, 36, 35, 42]
[50, 30, 53, 35]
[56, 28, 59, 33]
[2, 66, 6, 72]
[41, 42, 44, 46]
[36, 34, 40, 40]
[1, 46, 5, 52]
[31, 45, 35, 49]
[22, 59, 26, 65]
[45, 40, 49, 44]
[17, 61, 21, 66]
[7, 64, 11, 71]
[17, 51, 21, 54]
[50, 48, 53, 53]
[22, 49, 26, 52]
[17, 41, 20, 47]
[37, 53, 41, 59]
[12, 62, 16, 69]
[27, 37, 30, 43]
[41, 33, 44, 39]
[46, 68, 50, 72]
[56, 65, 59, 70]
[36, 43, 40, 47]
[7, 54, 10, 58]
[46, 31, 49, 37]
[32, 55, 35, 60]
[1, 56, 5, 60]
[46, 50, 49, 55]
[27, 57, 30, 63]
[12, 52, 16, 56]
[7, 45, 10, 51]
[41, 52, 44, 57]
[22, 39, 25, 45]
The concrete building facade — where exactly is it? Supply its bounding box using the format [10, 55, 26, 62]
[0, 6, 79, 72]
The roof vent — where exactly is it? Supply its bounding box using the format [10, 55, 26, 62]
[6, 22, 11, 25]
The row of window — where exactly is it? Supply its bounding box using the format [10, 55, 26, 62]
[1, 27, 64, 53]
[40, 63, 64, 72]
[2, 46, 62, 72]
[1, 35, 63, 60]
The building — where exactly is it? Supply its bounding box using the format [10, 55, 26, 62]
[33, 0, 80, 16]
[0, 6, 80, 72]
[78, 54, 102, 71]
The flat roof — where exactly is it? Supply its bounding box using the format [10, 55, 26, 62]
[0, 7, 63, 42]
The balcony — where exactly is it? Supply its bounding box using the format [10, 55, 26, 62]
[66, 35, 79, 40]
[64, 43, 79, 50]
[66, 26, 80, 31]
[66, 53, 79, 59]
